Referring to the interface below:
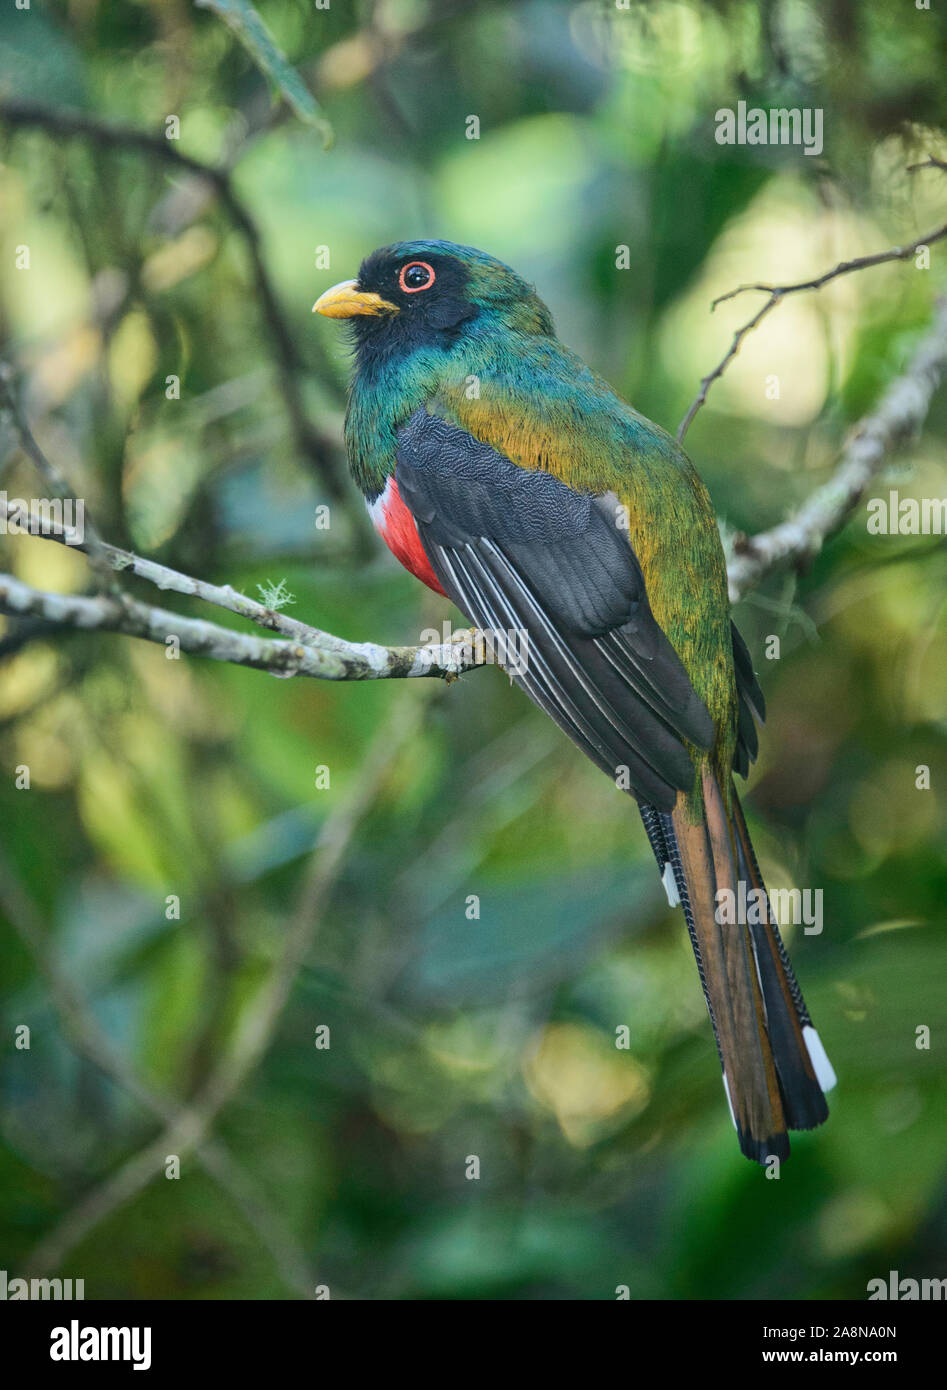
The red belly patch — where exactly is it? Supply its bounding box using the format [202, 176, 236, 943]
[367, 476, 446, 596]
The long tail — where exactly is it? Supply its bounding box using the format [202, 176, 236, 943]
[640, 775, 835, 1164]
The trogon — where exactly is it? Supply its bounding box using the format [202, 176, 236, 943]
[314, 240, 836, 1163]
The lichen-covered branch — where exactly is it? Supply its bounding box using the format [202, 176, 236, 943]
[0, 570, 484, 680]
[0, 498, 374, 654]
[3, 297, 946, 675]
[726, 296, 947, 601]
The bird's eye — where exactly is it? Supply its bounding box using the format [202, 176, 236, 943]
[399, 260, 436, 293]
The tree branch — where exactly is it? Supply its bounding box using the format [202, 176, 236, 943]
[0, 99, 350, 506]
[0, 368, 121, 595]
[1, 143, 945, 671]
[0, 354, 482, 676]
[4, 297, 947, 672]
[0, 569, 483, 680]
[677, 207, 947, 440]
[726, 296, 947, 600]
[0, 499, 387, 654]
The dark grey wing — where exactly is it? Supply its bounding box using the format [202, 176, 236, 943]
[395, 409, 715, 811]
[730, 620, 766, 778]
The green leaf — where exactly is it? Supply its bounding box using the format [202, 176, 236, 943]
[195, 0, 333, 147]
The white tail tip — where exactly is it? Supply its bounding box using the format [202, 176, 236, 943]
[722, 1073, 738, 1131]
[803, 1025, 837, 1093]
[662, 862, 680, 907]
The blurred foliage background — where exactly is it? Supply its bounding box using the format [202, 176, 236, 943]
[0, 0, 945, 1300]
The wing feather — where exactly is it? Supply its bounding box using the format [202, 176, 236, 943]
[396, 409, 717, 809]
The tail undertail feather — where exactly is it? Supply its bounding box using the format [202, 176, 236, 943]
[645, 774, 834, 1165]
[729, 794, 835, 1124]
[638, 804, 680, 907]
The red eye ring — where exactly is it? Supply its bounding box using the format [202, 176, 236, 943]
[399, 260, 436, 293]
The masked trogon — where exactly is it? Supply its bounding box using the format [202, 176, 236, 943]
[314, 239, 836, 1163]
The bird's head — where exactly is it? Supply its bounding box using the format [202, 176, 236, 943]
[312, 240, 555, 357]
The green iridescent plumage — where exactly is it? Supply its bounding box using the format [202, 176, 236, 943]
[320, 238, 833, 1163]
[343, 239, 737, 789]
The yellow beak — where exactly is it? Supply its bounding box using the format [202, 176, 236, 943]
[312, 279, 398, 318]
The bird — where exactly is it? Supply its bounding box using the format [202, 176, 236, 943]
[313, 239, 836, 1164]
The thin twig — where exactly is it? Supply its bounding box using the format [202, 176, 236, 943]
[0, 499, 359, 653]
[906, 156, 947, 175]
[0, 369, 120, 595]
[726, 296, 947, 600]
[677, 294, 782, 442]
[677, 209, 947, 441]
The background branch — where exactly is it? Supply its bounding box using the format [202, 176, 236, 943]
[677, 199, 947, 440]
[726, 296, 947, 601]
[4, 297, 945, 675]
[0, 570, 483, 680]
[0, 369, 121, 594]
[0, 100, 351, 509]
